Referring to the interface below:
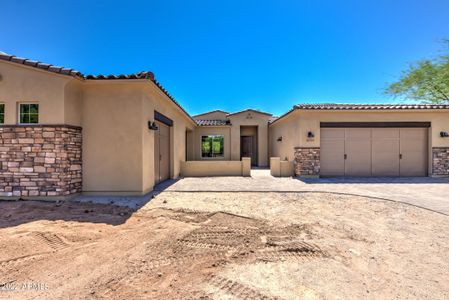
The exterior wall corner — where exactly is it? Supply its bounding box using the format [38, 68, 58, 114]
[293, 147, 320, 177]
[432, 147, 449, 176]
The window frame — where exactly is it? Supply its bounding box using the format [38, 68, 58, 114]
[18, 103, 39, 125]
[0, 103, 4, 124]
[201, 134, 225, 159]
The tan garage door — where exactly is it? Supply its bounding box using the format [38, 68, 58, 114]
[154, 121, 170, 184]
[320, 127, 427, 177]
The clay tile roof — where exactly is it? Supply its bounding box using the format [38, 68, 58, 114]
[0, 51, 84, 78]
[0, 51, 195, 125]
[196, 119, 230, 126]
[295, 103, 449, 110]
[269, 116, 278, 123]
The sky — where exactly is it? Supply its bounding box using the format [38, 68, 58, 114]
[1, 0, 448, 116]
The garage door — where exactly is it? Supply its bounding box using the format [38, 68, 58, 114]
[154, 121, 170, 184]
[320, 126, 428, 177]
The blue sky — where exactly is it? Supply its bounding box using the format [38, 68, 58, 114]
[1, 0, 448, 116]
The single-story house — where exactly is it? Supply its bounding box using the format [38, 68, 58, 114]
[0, 52, 448, 199]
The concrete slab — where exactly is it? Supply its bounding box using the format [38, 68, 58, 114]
[156, 170, 449, 215]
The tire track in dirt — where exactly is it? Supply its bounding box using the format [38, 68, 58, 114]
[177, 240, 238, 251]
[17, 206, 328, 299]
[208, 275, 284, 300]
[0, 252, 50, 268]
[30, 232, 69, 250]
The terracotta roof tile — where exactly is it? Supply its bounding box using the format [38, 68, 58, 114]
[295, 103, 449, 110]
[0, 52, 84, 78]
[196, 119, 230, 126]
[270, 103, 449, 126]
[0, 51, 195, 125]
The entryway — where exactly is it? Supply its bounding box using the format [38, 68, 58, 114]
[154, 120, 170, 184]
[240, 126, 258, 166]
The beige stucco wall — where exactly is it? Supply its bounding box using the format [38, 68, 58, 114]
[193, 110, 228, 120]
[228, 111, 271, 167]
[0, 61, 78, 125]
[190, 126, 232, 160]
[269, 109, 449, 167]
[64, 80, 83, 126]
[82, 82, 145, 193]
[270, 157, 294, 177]
[181, 157, 250, 177]
[83, 81, 195, 195]
[141, 82, 195, 193]
[269, 110, 300, 162]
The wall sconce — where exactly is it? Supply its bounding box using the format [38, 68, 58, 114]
[148, 121, 158, 130]
[441, 131, 449, 138]
[277, 136, 283, 142]
[307, 131, 315, 138]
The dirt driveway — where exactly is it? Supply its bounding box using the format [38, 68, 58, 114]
[156, 170, 449, 215]
[1, 191, 449, 299]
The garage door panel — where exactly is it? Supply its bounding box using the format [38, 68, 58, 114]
[372, 128, 400, 139]
[321, 128, 345, 139]
[345, 129, 371, 176]
[371, 129, 400, 176]
[320, 139, 345, 176]
[320, 129, 345, 176]
[345, 139, 372, 176]
[345, 128, 371, 139]
[400, 128, 427, 176]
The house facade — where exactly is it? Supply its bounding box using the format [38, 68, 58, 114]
[0, 52, 448, 199]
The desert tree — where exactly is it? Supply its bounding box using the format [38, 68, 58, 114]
[385, 40, 449, 104]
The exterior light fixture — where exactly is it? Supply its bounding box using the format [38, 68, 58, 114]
[440, 131, 449, 138]
[307, 131, 315, 138]
[148, 121, 158, 130]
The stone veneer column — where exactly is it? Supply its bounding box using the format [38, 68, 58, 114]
[0, 125, 82, 197]
[432, 147, 449, 176]
[293, 147, 320, 177]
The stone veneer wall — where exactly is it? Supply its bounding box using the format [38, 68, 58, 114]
[294, 147, 320, 176]
[432, 147, 449, 176]
[0, 125, 82, 197]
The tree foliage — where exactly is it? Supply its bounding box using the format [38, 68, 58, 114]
[385, 40, 449, 103]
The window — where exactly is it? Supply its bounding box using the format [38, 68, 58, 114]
[201, 135, 224, 158]
[19, 103, 39, 124]
[0, 104, 4, 123]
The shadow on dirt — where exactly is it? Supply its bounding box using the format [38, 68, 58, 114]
[0, 179, 181, 229]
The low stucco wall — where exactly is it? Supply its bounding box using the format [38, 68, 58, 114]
[270, 157, 294, 177]
[181, 158, 251, 177]
[280, 160, 294, 177]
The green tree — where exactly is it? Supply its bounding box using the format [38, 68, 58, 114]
[385, 40, 449, 104]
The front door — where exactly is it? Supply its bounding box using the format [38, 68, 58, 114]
[241, 136, 256, 165]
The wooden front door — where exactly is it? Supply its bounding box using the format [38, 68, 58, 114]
[241, 136, 256, 166]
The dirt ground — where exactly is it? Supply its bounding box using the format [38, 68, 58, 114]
[1, 192, 448, 300]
